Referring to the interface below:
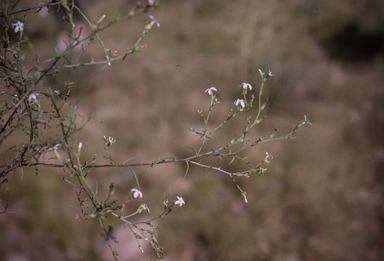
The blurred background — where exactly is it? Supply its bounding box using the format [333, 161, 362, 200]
[1, 0, 384, 260]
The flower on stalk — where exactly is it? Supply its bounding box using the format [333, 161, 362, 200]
[46, 144, 61, 153]
[148, 15, 160, 29]
[103, 135, 116, 147]
[175, 196, 185, 207]
[263, 151, 273, 159]
[143, 204, 150, 213]
[131, 188, 143, 198]
[11, 21, 24, 33]
[76, 142, 83, 157]
[137, 204, 150, 214]
[234, 99, 246, 111]
[242, 191, 248, 203]
[28, 93, 39, 103]
[205, 87, 217, 95]
[240, 83, 252, 90]
[301, 115, 312, 126]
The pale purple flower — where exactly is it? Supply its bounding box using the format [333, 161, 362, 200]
[28, 93, 39, 102]
[234, 99, 246, 110]
[175, 196, 185, 207]
[11, 21, 24, 33]
[240, 83, 252, 90]
[205, 87, 217, 95]
[263, 151, 273, 159]
[148, 15, 160, 29]
[301, 115, 312, 126]
[46, 144, 61, 153]
[103, 135, 116, 145]
[130, 188, 143, 198]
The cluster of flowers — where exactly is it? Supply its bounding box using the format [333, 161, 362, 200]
[205, 82, 252, 111]
[130, 188, 185, 207]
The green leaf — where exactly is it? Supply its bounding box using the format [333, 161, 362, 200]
[60, 176, 81, 188]
[182, 161, 190, 181]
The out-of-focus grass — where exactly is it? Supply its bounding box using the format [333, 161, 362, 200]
[1, 0, 384, 260]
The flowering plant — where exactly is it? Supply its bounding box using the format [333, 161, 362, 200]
[0, 1, 310, 260]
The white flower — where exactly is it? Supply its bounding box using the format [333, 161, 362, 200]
[240, 83, 252, 90]
[103, 135, 116, 145]
[130, 188, 143, 198]
[11, 21, 24, 33]
[28, 93, 39, 102]
[175, 196, 185, 207]
[148, 15, 160, 29]
[108, 136, 115, 144]
[78, 142, 83, 150]
[205, 87, 217, 95]
[46, 144, 61, 153]
[234, 99, 246, 110]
